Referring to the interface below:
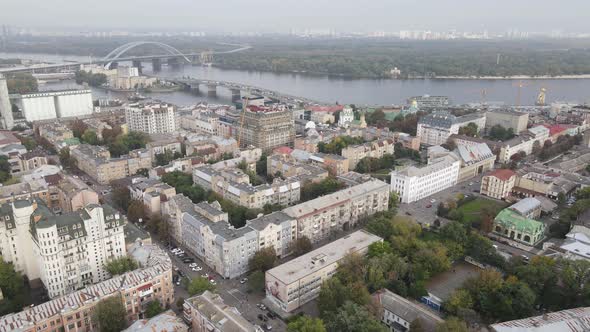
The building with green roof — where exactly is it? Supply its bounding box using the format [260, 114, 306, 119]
[493, 208, 546, 246]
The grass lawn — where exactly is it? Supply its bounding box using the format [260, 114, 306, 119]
[456, 198, 508, 224]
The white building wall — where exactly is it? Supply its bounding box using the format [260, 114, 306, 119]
[391, 160, 460, 203]
[55, 92, 93, 118]
[21, 95, 57, 121]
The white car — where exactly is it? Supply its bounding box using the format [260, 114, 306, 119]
[210, 280, 216, 285]
[430, 199, 436, 203]
[175, 251, 185, 256]
[189, 263, 198, 268]
[240, 278, 248, 284]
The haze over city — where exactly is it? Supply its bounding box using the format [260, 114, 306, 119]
[2, 0, 590, 33]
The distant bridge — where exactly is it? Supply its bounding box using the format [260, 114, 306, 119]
[172, 77, 322, 105]
[0, 41, 252, 74]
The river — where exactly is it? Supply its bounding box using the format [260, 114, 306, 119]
[2, 51, 590, 106]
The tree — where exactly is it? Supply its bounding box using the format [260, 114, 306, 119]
[81, 129, 100, 145]
[248, 270, 265, 293]
[0, 258, 27, 315]
[294, 236, 313, 256]
[410, 319, 425, 332]
[145, 300, 163, 318]
[127, 200, 146, 223]
[93, 296, 127, 332]
[488, 125, 515, 141]
[300, 177, 346, 202]
[318, 278, 352, 316]
[0, 156, 11, 183]
[287, 316, 326, 332]
[6, 73, 38, 94]
[367, 241, 392, 258]
[324, 301, 389, 332]
[249, 247, 278, 272]
[458, 123, 478, 137]
[436, 317, 468, 332]
[444, 289, 473, 316]
[111, 185, 131, 212]
[188, 276, 215, 296]
[147, 214, 169, 242]
[176, 297, 185, 309]
[59, 148, 76, 169]
[71, 120, 89, 139]
[19, 136, 37, 151]
[104, 257, 138, 275]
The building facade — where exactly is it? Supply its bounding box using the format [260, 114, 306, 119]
[235, 105, 295, 151]
[481, 169, 517, 199]
[485, 109, 529, 134]
[417, 112, 486, 146]
[341, 138, 395, 170]
[265, 230, 382, 313]
[390, 155, 461, 203]
[183, 291, 261, 332]
[125, 103, 178, 134]
[492, 208, 546, 246]
[16, 90, 93, 122]
[373, 289, 444, 332]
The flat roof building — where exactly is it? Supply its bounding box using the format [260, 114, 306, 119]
[265, 230, 382, 313]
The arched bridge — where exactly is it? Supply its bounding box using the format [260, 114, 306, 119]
[103, 41, 192, 69]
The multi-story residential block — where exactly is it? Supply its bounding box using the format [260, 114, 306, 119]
[53, 175, 100, 213]
[145, 134, 182, 161]
[71, 144, 152, 184]
[0, 200, 126, 298]
[37, 122, 81, 151]
[341, 138, 395, 170]
[417, 111, 486, 146]
[0, 242, 173, 332]
[184, 134, 239, 160]
[0, 179, 49, 205]
[390, 155, 460, 203]
[266, 154, 329, 181]
[82, 118, 112, 140]
[125, 103, 178, 134]
[490, 307, 590, 332]
[485, 109, 529, 134]
[373, 289, 444, 332]
[193, 165, 301, 209]
[309, 152, 350, 176]
[123, 310, 187, 332]
[234, 105, 295, 151]
[181, 111, 220, 135]
[265, 230, 382, 313]
[497, 126, 549, 163]
[149, 156, 205, 179]
[430, 143, 494, 182]
[481, 169, 517, 199]
[129, 177, 177, 216]
[492, 208, 546, 246]
[183, 291, 261, 332]
[393, 132, 421, 151]
[282, 179, 389, 243]
[16, 149, 48, 173]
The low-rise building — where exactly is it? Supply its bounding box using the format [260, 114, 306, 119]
[265, 230, 382, 313]
[481, 169, 517, 199]
[509, 197, 542, 219]
[373, 289, 444, 332]
[492, 208, 546, 246]
[498, 126, 550, 163]
[451, 143, 495, 182]
[54, 175, 100, 213]
[149, 156, 204, 179]
[309, 152, 350, 176]
[183, 291, 261, 332]
[145, 134, 182, 161]
[559, 225, 590, 261]
[341, 138, 395, 170]
[390, 155, 460, 203]
[123, 310, 187, 332]
[129, 177, 177, 216]
[180, 111, 220, 135]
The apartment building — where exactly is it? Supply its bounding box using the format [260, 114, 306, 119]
[0, 200, 126, 298]
[180, 111, 219, 135]
[341, 138, 395, 169]
[481, 169, 517, 200]
[145, 135, 182, 160]
[124, 310, 187, 332]
[129, 177, 177, 216]
[71, 144, 152, 184]
[53, 175, 100, 213]
[234, 105, 295, 151]
[497, 126, 550, 163]
[125, 103, 178, 134]
[390, 155, 461, 203]
[309, 152, 350, 176]
[184, 134, 239, 160]
[265, 230, 382, 313]
[0, 179, 49, 205]
[266, 154, 329, 181]
[0, 244, 173, 332]
[429, 143, 495, 183]
[193, 165, 301, 209]
[149, 156, 205, 179]
[183, 291, 261, 332]
[282, 179, 390, 243]
[37, 122, 80, 151]
[416, 111, 486, 146]
[485, 109, 529, 134]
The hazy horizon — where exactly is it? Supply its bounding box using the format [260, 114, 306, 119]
[2, 0, 590, 34]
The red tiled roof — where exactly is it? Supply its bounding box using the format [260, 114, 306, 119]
[542, 124, 574, 136]
[487, 169, 516, 181]
[273, 146, 293, 155]
[306, 105, 344, 113]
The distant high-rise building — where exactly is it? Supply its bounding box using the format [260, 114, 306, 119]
[0, 75, 14, 129]
[125, 103, 178, 134]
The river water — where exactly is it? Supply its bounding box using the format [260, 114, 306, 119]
[2, 51, 590, 107]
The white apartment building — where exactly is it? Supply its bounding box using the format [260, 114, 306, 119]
[0, 200, 126, 298]
[125, 103, 178, 134]
[498, 125, 549, 163]
[416, 111, 486, 146]
[390, 155, 461, 203]
[265, 230, 382, 313]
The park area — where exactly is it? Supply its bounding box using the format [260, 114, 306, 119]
[455, 198, 508, 224]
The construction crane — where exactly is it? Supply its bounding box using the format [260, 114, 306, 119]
[237, 93, 249, 148]
[536, 87, 547, 106]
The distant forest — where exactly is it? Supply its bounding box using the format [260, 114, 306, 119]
[4, 36, 590, 78]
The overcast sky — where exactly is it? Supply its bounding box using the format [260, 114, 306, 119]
[2, 0, 589, 33]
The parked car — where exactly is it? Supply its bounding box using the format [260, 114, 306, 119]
[266, 312, 276, 319]
[189, 263, 198, 268]
[240, 278, 248, 284]
[182, 258, 194, 263]
[265, 323, 273, 331]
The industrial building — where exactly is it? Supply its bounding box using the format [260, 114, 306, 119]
[15, 89, 93, 122]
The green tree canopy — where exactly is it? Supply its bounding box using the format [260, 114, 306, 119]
[188, 276, 215, 296]
[145, 300, 163, 318]
[93, 296, 127, 332]
[104, 257, 138, 275]
[287, 316, 327, 332]
[249, 247, 278, 272]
